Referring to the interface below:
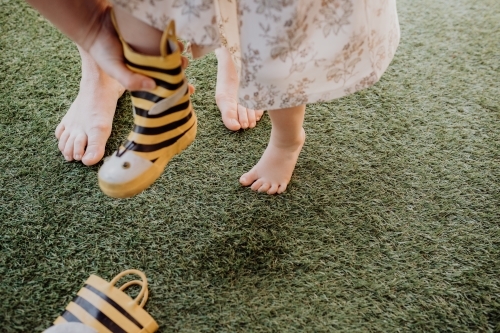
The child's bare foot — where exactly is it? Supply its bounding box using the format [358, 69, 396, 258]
[240, 128, 305, 194]
[215, 47, 264, 131]
[55, 71, 124, 165]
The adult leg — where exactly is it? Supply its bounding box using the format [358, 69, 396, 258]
[55, 45, 124, 165]
[56, 11, 260, 168]
[239, 105, 306, 194]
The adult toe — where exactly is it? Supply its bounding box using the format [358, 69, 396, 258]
[81, 128, 108, 166]
[63, 135, 76, 161]
[58, 131, 70, 153]
[55, 122, 65, 139]
[73, 133, 87, 161]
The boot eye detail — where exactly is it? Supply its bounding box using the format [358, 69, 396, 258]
[122, 162, 131, 169]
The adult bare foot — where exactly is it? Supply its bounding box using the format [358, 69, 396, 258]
[55, 46, 124, 166]
[215, 47, 264, 131]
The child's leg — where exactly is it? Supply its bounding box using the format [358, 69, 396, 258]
[113, 7, 163, 55]
[55, 45, 124, 165]
[239, 105, 306, 195]
[215, 47, 263, 131]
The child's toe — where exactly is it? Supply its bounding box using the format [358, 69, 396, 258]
[237, 105, 249, 129]
[277, 183, 288, 194]
[250, 179, 264, 191]
[267, 184, 279, 195]
[239, 169, 258, 186]
[258, 182, 271, 193]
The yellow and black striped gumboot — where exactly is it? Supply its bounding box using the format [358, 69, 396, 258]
[98, 15, 196, 198]
[46, 270, 158, 333]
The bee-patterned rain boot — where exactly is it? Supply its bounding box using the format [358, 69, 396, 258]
[44, 270, 159, 333]
[98, 16, 196, 198]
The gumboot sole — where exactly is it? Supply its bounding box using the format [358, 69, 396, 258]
[98, 114, 197, 198]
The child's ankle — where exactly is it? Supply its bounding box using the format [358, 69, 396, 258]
[270, 127, 305, 148]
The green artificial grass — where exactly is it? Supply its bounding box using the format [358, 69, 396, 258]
[1, 0, 499, 332]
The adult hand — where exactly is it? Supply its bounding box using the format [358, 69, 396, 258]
[86, 7, 192, 92]
[26, 0, 191, 92]
[85, 7, 156, 91]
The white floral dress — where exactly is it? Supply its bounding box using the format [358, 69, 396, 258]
[112, 0, 400, 110]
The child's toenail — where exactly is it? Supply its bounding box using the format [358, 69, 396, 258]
[75, 154, 81, 160]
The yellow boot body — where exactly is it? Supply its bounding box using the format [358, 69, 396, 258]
[98, 19, 196, 198]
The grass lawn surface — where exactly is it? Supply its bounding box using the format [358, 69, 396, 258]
[1, 0, 499, 332]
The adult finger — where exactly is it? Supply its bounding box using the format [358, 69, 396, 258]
[182, 56, 189, 69]
[188, 84, 195, 94]
[103, 58, 156, 91]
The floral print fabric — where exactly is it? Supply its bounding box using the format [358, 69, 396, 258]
[112, 0, 400, 110]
